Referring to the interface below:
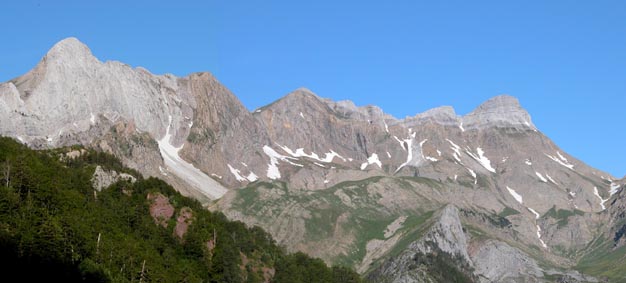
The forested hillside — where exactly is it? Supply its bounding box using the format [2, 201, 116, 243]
[0, 137, 361, 282]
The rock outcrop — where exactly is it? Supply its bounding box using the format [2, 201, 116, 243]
[1, 37, 621, 282]
[369, 205, 476, 283]
[470, 239, 544, 283]
[148, 193, 175, 227]
[91, 165, 136, 191]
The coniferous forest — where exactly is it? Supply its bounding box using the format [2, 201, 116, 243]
[0, 137, 362, 282]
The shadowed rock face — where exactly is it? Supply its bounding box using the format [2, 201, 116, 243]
[1, 38, 621, 281]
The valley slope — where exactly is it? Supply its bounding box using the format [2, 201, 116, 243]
[1, 38, 624, 282]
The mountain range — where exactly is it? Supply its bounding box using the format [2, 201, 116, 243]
[1, 37, 625, 282]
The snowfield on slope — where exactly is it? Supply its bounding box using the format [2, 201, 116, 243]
[361, 153, 382, 170]
[466, 147, 496, 173]
[158, 116, 227, 199]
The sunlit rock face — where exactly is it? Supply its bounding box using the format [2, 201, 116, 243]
[1, 37, 620, 282]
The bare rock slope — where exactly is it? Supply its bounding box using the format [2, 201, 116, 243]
[1, 38, 623, 282]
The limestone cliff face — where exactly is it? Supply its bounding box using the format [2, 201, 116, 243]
[1, 38, 228, 201]
[6, 38, 176, 142]
[1, 38, 621, 281]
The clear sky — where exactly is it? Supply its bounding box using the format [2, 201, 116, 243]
[1, 1, 625, 178]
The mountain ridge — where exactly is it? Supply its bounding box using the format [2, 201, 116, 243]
[1, 37, 624, 282]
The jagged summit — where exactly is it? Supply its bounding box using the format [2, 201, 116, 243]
[263, 92, 535, 131]
[1, 37, 621, 281]
[31, 37, 538, 133]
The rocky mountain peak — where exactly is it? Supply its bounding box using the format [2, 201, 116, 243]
[477, 94, 521, 108]
[262, 87, 328, 117]
[282, 87, 321, 102]
[293, 87, 317, 95]
[3, 38, 623, 281]
[462, 94, 536, 130]
[43, 37, 96, 66]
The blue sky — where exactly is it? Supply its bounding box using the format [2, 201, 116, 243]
[1, 1, 625, 177]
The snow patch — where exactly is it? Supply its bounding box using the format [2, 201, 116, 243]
[465, 147, 496, 173]
[447, 139, 463, 164]
[324, 179, 330, 184]
[278, 145, 346, 163]
[528, 207, 540, 219]
[299, 112, 304, 118]
[386, 151, 391, 159]
[610, 183, 621, 196]
[211, 173, 223, 179]
[263, 147, 282, 180]
[593, 187, 608, 210]
[228, 164, 258, 182]
[228, 164, 247, 182]
[546, 174, 557, 185]
[545, 153, 575, 170]
[437, 150, 442, 157]
[535, 172, 548, 183]
[536, 225, 548, 249]
[507, 186, 523, 204]
[459, 122, 465, 132]
[526, 206, 547, 249]
[263, 145, 303, 180]
[468, 168, 477, 184]
[90, 113, 96, 124]
[525, 159, 532, 166]
[425, 156, 438, 162]
[419, 139, 438, 162]
[158, 166, 168, 176]
[361, 153, 382, 170]
[395, 132, 416, 173]
[158, 115, 227, 199]
[313, 162, 326, 168]
[246, 172, 258, 182]
[384, 120, 389, 133]
[447, 139, 461, 153]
